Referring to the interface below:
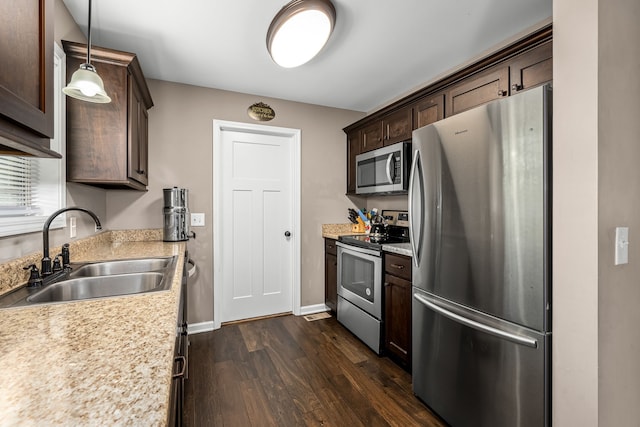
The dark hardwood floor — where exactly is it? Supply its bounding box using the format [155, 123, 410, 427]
[184, 314, 446, 427]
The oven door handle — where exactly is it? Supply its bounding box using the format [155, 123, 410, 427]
[336, 241, 381, 258]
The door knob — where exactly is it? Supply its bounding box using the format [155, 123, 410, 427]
[284, 231, 291, 237]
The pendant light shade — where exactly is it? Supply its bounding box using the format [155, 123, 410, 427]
[267, 0, 336, 68]
[63, 63, 110, 103]
[63, 0, 111, 103]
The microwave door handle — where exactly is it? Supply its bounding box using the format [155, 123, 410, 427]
[385, 153, 395, 184]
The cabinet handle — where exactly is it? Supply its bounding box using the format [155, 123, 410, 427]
[511, 83, 523, 92]
[497, 90, 507, 97]
[173, 356, 186, 379]
[390, 263, 405, 270]
[389, 341, 408, 355]
[136, 169, 145, 175]
[384, 282, 391, 287]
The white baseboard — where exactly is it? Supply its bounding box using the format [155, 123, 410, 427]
[188, 321, 215, 335]
[189, 305, 329, 334]
[300, 303, 330, 315]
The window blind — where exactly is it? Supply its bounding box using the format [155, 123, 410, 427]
[0, 156, 42, 217]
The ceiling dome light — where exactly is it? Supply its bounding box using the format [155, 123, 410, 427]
[63, 0, 111, 103]
[267, 0, 336, 68]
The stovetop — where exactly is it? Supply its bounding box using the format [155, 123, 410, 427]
[339, 225, 410, 251]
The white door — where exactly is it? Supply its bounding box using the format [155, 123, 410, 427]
[214, 121, 300, 326]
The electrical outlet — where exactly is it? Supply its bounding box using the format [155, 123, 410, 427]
[69, 217, 77, 238]
[191, 213, 205, 227]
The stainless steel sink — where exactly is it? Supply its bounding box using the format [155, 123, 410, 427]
[70, 257, 173, 277]
[0, 255, 178, 308]
[27, 272, 165, 303]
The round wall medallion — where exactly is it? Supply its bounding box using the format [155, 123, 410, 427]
[247, 102, 276, 121]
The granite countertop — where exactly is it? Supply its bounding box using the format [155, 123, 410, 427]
[0, 230, 185, 426]
[382, 242, 413, 257]
[321, 223, 363, 240]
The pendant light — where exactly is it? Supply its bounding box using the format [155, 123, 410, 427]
[63, 0, 111, 103]
[267, 0, 336, 68]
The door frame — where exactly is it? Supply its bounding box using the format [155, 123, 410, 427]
[212, 119, 301, 330]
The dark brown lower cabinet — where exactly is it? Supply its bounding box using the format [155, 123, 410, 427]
[384, 253, 412, 370]
[324, 238, 338, 312]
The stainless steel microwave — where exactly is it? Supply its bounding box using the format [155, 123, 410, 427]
[356, 141, 411, 195]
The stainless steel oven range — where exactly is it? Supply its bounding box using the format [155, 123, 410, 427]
[336, 242, 383, 353]
[337, 210, 409, 354]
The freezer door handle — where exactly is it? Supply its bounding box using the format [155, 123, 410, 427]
[413, 293, 538, 348]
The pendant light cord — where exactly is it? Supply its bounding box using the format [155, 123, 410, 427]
[86, 0, 92, 65]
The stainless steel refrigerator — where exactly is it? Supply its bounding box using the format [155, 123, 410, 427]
[409, 84, 551, 427]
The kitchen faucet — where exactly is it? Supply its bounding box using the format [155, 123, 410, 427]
[41, 207, 102, 276]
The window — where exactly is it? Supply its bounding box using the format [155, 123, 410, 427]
[0, 44, 66, 237]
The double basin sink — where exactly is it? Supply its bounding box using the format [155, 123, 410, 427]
[0, 256, 178, 308]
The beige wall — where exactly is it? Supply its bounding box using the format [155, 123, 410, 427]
[597, 0, 640, 424]
[105, 80, 365, 323]
[554, 0, 640, 425]
[553, 0, 600, 424]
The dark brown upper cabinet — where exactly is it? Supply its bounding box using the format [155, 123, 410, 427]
[0, 0, 60, 158]
[346, 129, 360, 194]
[446, 66, 510, 117]
[509, 41, 553, 94]
[413, 93, 445, 130]
[361, 121, 384, 153]
[343, 24, 552, 195]
[63, 41, 153, 191]
[382, 108, 412, 146]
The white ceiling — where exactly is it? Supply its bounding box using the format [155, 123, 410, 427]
[62, 0, 552, 113]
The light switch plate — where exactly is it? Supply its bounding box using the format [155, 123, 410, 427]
[69, 217, 76, 238]
[615, 226, 629, 265]
[191, 213, 205, 227]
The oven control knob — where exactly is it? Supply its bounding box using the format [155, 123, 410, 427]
[284, 231, 291, 237]
[366, 288, 371, 296]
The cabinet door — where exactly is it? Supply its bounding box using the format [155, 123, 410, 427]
[64, 40, 152, 191]
[446, 66, 509, 116]
[384, 273, 412, 369]
[346, 130, 360, 194]
[325, 239, 338, 312]
[385, 253, 412, 281]
[129, 78, 148, 186]
[383, 108, 412, 146]
[66, 59, 129, 184]
[361, 121, 384, 152]
[413, 93, 445, 129]
[509, 41, 552, 94]
[0, 0, 57, 156]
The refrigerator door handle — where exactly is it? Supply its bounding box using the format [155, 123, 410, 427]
[408, 149, 423, 267]
[413, 293, 538, 348]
